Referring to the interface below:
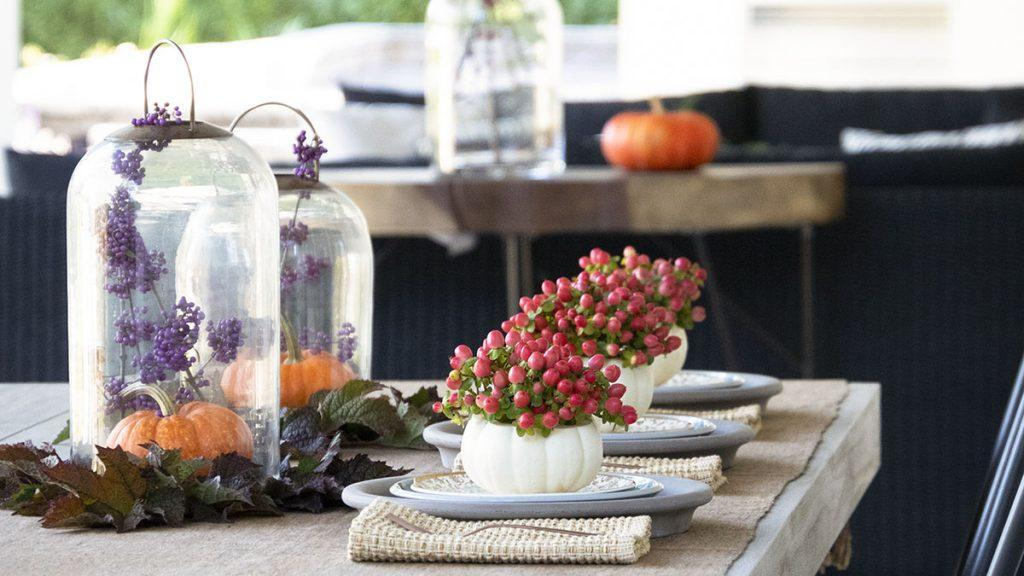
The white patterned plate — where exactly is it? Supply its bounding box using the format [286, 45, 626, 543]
[388, 472, 663, 503]
[603, 414, 717, 441]
[662, 371, 746, 390]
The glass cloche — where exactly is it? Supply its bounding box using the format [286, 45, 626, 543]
[425, 0, 565, 176]
[229, 102, 374, 410]
[66, 41, 281, 476]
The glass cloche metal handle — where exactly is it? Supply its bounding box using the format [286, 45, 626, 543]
[229, 102, 322, 181]
[143, 38, 197, 129]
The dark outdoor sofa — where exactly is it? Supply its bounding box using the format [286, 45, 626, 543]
[5, 85, 1024, 575]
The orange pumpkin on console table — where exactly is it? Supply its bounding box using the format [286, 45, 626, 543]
[105, 384, 254, 461]
[600, 98, 720, 170]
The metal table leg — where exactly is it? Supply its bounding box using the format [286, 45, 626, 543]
[800, 224, 816, 378]
[504, 234, 521, 318]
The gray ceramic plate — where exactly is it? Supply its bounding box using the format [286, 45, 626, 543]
[652, 370, 783, 412]
[343, 474, 712, 538]
[388, 472, 663, 503]
[659, 370, 745, 390]
[423, 419, 755, 470]
[602, 413, 716, 440]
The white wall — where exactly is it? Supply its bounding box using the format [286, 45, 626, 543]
[0, 0, 19, 195]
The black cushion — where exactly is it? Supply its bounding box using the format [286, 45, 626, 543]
[340, 84, 426, 106]
[753, 86, 1024, 147]
[0, 152, 71, 381]
[5, 149, 81, 199]
[844, 143, 1024, 187]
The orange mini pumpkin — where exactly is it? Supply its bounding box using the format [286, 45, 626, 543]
[222, 349, 354, 409]
[105, 390, 253, 461]
[600, 99, 720, 171]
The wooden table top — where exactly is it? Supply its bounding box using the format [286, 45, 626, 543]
[0, 380, 878, 576]
[320, 164, 846, 236]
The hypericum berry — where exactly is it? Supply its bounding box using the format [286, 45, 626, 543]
[513, 390, 530, 408]
[432, 401, 443, 413]
[454, 345, 472, 360]
[486, 330, 505, 349]
[607, 383, 626, 398]
[509, 365, 526, 384]
[693, 306, 707, 322]
[542, 411, 559, 429]
[583, 398, 599, 414]
[482, 396, 499, 414]
[542, 369, 560, 386]
[622, 405, 638, 425]
[527, 352, 545, 371]
[605, 397, 623, 414]
[493, 369, 509, 388]
[588, 354, 605, 369]
[557, 379, 574, 395]
[559, 407, 574, 421]
[473, 357, 491, 378]
[604, 364, 621, 382]
[518, 412, 535, 429]
[446, 376, 461, 390]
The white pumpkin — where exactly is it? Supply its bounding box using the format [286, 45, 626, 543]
[652, 327, 689, 386]
[595, 359, 655, 431]
[461, 416, 603, 494]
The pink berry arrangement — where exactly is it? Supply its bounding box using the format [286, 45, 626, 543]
[500, 268, 682, 369]
[434, 334, 637, 436]
[580, 246, 707, 330]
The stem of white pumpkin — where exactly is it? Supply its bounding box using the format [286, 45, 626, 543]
[648, 97, 666, 115]
[120, 383, 177, 417]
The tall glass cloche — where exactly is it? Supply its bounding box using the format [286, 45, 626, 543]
[425, 0, 565, 176]
[229, 102, 374, 410]
[66, 41, 281, 476]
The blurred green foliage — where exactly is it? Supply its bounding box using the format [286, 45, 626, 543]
[22, 0, 617, 61]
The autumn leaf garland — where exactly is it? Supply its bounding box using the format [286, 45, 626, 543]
[0, 380, 443, 532]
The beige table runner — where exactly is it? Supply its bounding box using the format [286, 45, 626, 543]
[0, 380, 847, 576]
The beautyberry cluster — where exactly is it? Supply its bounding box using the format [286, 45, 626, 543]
[289, 323, 359, 364]
[131, 102, 184, 127]
[293, 130, 326, 182]
[436, 333, 636, 436]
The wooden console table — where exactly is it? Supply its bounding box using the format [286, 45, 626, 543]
[322, 163, 846, 377]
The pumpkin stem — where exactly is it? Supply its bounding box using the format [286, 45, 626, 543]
[120, 383, 177, 416]
[648, 97, 666, 115]
[280, 313, 303, 364]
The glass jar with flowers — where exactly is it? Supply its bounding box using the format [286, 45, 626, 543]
[425, 0, 565, 176]
[66, 41, 280, 475]
[225, 103, 373, 410]
[436, 334, 633, 493]
[580, 247, 707, 386]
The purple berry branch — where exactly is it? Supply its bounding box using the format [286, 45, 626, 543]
[101, 103, 243, 416]
[278, 131, 359, 369]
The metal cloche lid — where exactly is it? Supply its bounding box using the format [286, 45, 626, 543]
[106, 39, 232, 143]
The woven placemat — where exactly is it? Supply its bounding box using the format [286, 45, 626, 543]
[349, 499, 652, 564]
[453, 454, 726, 491]
[603, 455, 726, 490]
[650, 404, 762, 434]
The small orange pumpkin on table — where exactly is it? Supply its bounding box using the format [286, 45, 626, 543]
[105, 383, 253, 460]
[600, 98, 720, 170]
[222, 317, 354, 409]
